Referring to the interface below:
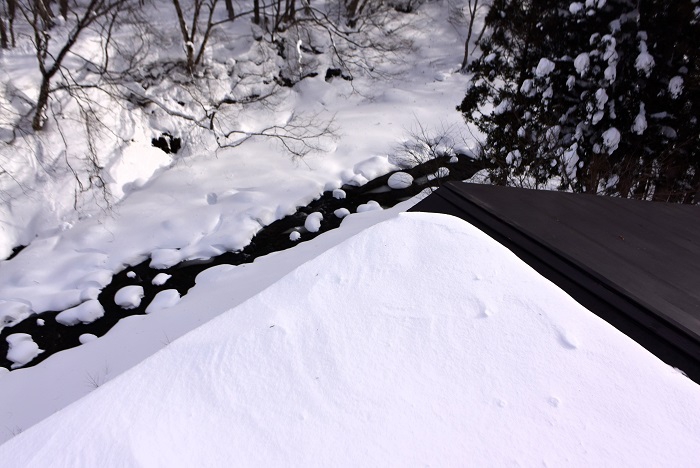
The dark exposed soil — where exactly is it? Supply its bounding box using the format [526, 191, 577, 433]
[0, 155, 480, 371]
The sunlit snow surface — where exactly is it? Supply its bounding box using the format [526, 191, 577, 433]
[1, 212, 698, 466]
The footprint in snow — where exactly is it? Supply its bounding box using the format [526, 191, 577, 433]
[556, 329, 579, 350]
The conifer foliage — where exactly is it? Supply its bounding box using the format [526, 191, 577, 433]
[459, 0, 700, 202]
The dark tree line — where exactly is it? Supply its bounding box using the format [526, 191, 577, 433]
[459, 0, 700, 203]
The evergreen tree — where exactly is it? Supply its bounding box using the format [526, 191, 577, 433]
[459, 0, 700, 202]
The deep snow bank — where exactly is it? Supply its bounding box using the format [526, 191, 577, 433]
[1, 212, 698, 466]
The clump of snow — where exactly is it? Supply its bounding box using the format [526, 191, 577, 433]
[635, 39, 655, 77]
[356, 201, 383, 213]
[145, 290, 181, 314]
[126, 271, 136, 279]
[304, 212, 323, 233]
[632, 103, 647, 135]
[36, 319, 45, 326]
[520, 79, 534, 96]
[150, 249, 182, 270]
[602, 127, 621, 154]
[334, 208, 351, 219]
[387, 172, 414, 189]
[506, 150, 522, 166]
[427, 167, 450, 181]
[492, 99, 512, 115]
[574, 53, 590, 76]
[6, 334, 43, 369]
[449, 155, 459, 164]
[289, 231, 301, 242]
[152, 273, 172, 286]
[79, 334, 98, 345]
[114, 286, 145, 310]
[668, 76, 683, 98]
[566, 75, 576, 90]
[332, 189, 346, 200]
[0, 302, 31, 332]
[569, 2, 584, 14]
[535, 58, 556, 77]
[55, 300, 105, 326]
[353, 156, 398, 181]
[542, 85, 553, 100]
[592, 111, 604, 125]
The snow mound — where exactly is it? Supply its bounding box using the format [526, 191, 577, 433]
[55, 300, 105, 326]
[353, 156, 398, 181]
[114, 286, 144, 310]
[332, 189, 346, 200]
[152, 273, 172, 286]
[1, 213, 698, 465]
[304, 212, 323, 233]
[289, 231, 301, 242]
[428, 167, 450, 181]
[334, 208, 351, 219]
[0, 301, 31, 332]
[387, 172, 414, 189]
[6, 334, 43, 369]
[356, 201, 383, 213]
[145, 290, 181, 314]
[79, 334, 98, 345]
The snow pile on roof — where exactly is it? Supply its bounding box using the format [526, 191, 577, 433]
[1, 212, 698, 465]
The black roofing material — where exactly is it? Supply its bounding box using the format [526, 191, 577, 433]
[410, 183, 700, 383]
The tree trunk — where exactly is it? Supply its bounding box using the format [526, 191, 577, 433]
[461, 1, 479, 72]
[224, 0, 234, 20]
[0, 15, 8, 49]
[7, 0, 16, 47]
[35, 0, 54, 29]
[32, 76, 51, 131]
[253, 0, 260, 24]
[59, 0, 69, 20]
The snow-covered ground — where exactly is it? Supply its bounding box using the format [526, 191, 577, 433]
[1, 211, 699, 465]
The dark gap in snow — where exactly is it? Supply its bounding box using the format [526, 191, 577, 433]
[4, 245, 26, 261]
[151, 133, 181, 154]
[0, 155, 480, 371]
[324, 68, 352, 82]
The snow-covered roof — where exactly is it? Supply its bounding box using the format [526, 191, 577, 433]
[1, 212, 698, 466]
